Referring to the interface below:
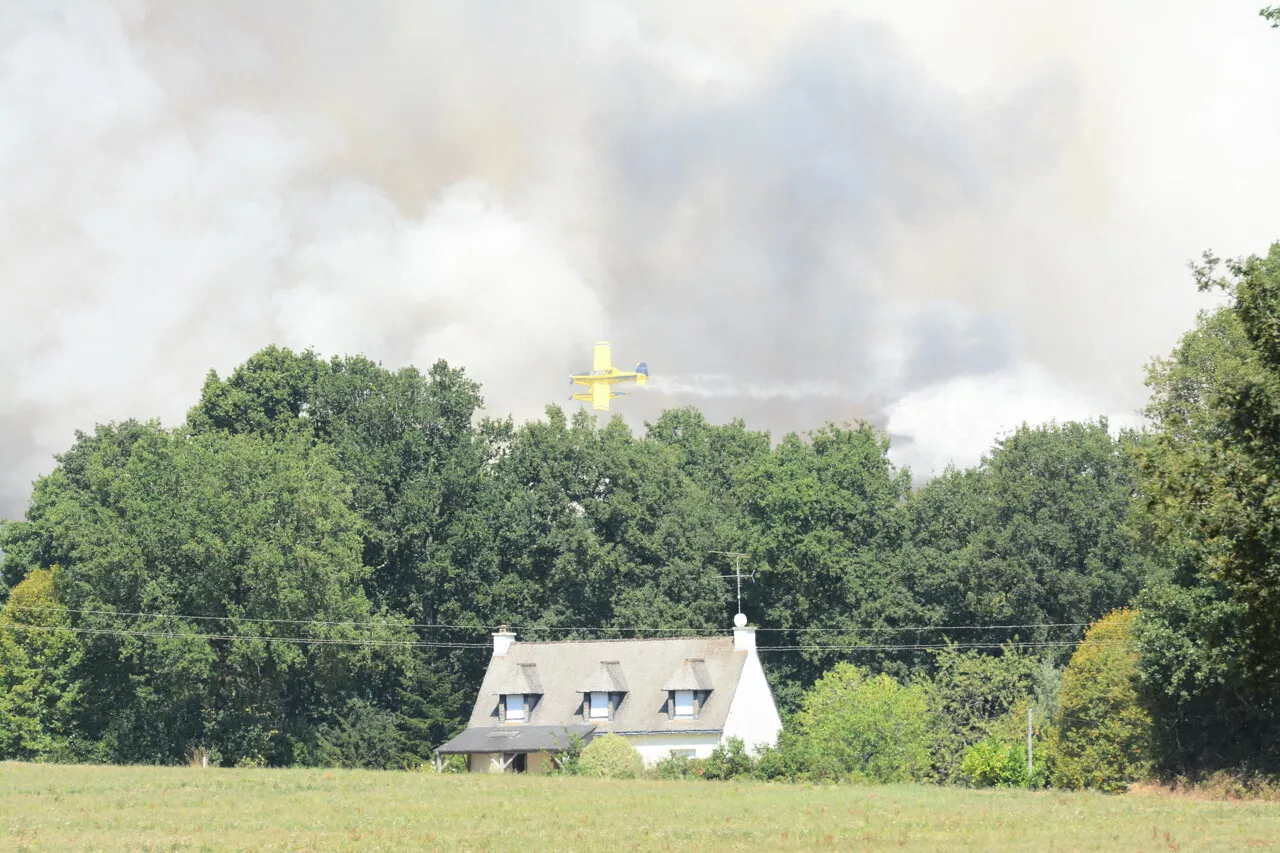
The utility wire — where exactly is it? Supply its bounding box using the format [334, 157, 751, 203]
[4, 623, 1113, 654]
[4, 623, 491, 649]
[753, 622, 1089, 632]
[756, 641, 1112, 652]
[3, 604, 1090, 636]
[2, 604, 494, 631]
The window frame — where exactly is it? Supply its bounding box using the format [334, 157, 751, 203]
[505, 693, 526, 722]
[589, 691, 610, 720]
[673, 689, 695, 719]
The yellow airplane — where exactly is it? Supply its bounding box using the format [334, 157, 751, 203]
[569, 341, 649, 411]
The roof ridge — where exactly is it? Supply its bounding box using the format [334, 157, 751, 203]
[511, 635, 732, 646]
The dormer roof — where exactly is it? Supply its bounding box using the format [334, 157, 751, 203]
[579, 660, 628, 693]
[489, 661, 543, 695]
[661, 658, 713, 691]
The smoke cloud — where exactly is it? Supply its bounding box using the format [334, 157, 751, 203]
[3, 0, 1279, 517]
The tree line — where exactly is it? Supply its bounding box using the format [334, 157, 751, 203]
[1, 242, 1279, 785]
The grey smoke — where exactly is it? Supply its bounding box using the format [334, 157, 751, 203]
[649, 376, 855, 401]
[2, 1, 1277, 518]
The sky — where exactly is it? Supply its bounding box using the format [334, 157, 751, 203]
[1, 0, 1278, 518]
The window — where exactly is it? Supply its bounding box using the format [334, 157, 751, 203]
[671, 749, 696, 759]
[506, 693, 525, 722]
[589, 691, 609, 719]
[674, 689, 694, 718]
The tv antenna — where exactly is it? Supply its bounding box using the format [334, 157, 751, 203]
[710, 550, 753, 617]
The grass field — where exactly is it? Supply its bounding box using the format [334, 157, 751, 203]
[1, 762, 1278, 852]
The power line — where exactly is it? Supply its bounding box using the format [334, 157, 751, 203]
[3, 604, 1091, 636]
[4, 623, 1110, 653]
[753, 622, 1090, 633]
[756, 641, 1113, 652]
[1, 605, 728, 633]
[2, 605, 493, 631]
[5, 623, 491, 649]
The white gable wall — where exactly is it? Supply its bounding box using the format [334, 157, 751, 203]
[721, 651, 783, 754]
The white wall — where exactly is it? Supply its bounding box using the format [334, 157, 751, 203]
[624, 733, 722, 765]
[721, 652, 783, 754]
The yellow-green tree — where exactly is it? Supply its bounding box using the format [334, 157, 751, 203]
[1047, 609, 1153, 791]
[780, 663, 932, 782]
[0, 568, 84, 760]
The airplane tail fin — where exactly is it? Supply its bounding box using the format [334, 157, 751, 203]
[635, 362, 649, 386]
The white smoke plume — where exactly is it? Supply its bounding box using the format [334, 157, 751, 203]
[650, 376, 854, 401]
[2, 0, 1279, 517]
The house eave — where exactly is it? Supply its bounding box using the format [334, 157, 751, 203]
[606, 728, 724, 737]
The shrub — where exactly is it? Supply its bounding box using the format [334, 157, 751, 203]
[700, 737, 756, 781]
[983, 697, 1050, 788]
[1047, 609, 1154, 791]
[782, 663, 932, 783]
[578, 734, 644, 779]
[961, 737, 1029, 788]
[431, 752, 467, 773]
[653, 750, 697, 780]
[547, 730, 587, 776]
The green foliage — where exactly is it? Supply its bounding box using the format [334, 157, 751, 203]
[1134, 252, 1280, 774]
[1048, 609, 1153, 791]
[546, 729, 587, 776]
[311, 699, 420, 770]
[0, 421, 415, 766]
[780, 663, 932, 783]
[736, 423, 915, 705]
[923, 645, 1039, 782]
[961, 737, 1029, 788]
[1263, 6, 1279, 27]
[1139, 246, 1280, 688]
[653, 750, 697, 780]
[578, 734, 644, 780]
[699, 737, 757, 781]
[0, 567, 84, 761]
[433, 752, 467, 773]
[187, 345, 324, 439]
[902, 420, 1151, 650]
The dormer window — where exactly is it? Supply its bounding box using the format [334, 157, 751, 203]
[494, 662, 541, 724]
[662, 658, 712, 722]
[580, 661, 628, 723]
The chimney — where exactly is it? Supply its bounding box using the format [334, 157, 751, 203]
[732, 612, 756, 653]
[492, 625, 517, 656]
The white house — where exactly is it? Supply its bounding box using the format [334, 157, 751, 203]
[437, 615, 783, 773]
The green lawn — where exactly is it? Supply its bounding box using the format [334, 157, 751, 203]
[1, 762, 1277, 852]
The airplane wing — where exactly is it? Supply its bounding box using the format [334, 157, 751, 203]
[593, 382, 610, 411]
[593, 341, 611, 373]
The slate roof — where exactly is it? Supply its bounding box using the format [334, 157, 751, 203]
[438, 724, 596, 754]
[661, 658, 713, 691]
[579, 660, 628, 693]
[487, 661, 543, 695]
[462, 635, 747, 735]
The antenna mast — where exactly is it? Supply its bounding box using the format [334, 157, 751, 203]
[710, 550, 752, 616]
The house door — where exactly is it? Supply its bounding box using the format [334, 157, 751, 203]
[512, 753, 527, 773]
